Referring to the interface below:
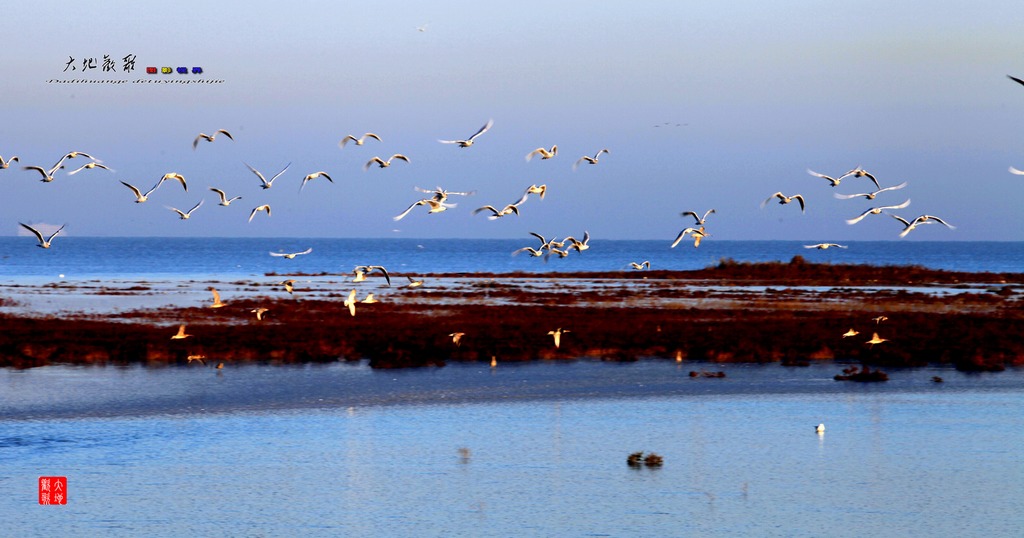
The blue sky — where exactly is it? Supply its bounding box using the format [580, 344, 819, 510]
[3, 1, 1024, 241]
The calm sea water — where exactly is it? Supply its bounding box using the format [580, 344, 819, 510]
[2, 241, 1022, 536]
[2, 362, 1022, 537]
[0, 238, 1022, 280]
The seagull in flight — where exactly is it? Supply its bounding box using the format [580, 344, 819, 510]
[339, 133, 382, 148]
[245, 162, 291, 190]
[671, 227, 708, 248]
[449, 332, 465, 347]
[168, 200, 204, 220]
[161, 173, 188, 192]
[832, 182, 908, 200]
[343, 289, 358, 317]
[842, 329, 860, 338]
[630, 261, 651, 270]
[248, 204, 272, 222]
[364, 154, 409, 171]
[19, 222, 65, 248]
[393, 199, 455, 221]
[865, 332, 888, 347]
[573, 149, 609, 171]
[845, 199, 911, 225]
[209, 187, 242, 206]
[353, 265, 391, 286]
[1009, 166, 1024, 175]
[300, 171, 333, 191]
[804, 243, 847, 250]
[438, 119, 494, 147]
[251, 308, 269, 321]
[52, 151, 100, 170]
[67, 162, 114, 175]
[121, 180, 162, 203]
[415, 186, 476, 203]
[171, 324, 192, 340]
[563, 231, 591, 252]
[761, 192, 806, 212]
[0, 155, 20, 169]
[514, 184, 547, 206]
[23, 164, 64, 182]
[208, 287, 227, 308]
[681, 209, 715, 226]
[270, 248, 313, 259]
[891, 214, 955, 238]
[280, 279, 296, 295]
[807, 169, 844, 187]
[525, 145, 558, 161]
[474, 204, 520, 219]
[838, 166, 881, 190]
[193, 129, 234, 149]
[406, 276, 425, 288]
[547, 328, 570, 348]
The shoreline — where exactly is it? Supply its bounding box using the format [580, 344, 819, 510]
[2, 259, 1022, 370]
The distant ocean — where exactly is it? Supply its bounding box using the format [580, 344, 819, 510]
[0, 238, 1021, 280]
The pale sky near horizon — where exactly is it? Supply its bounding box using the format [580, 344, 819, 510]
[3, 1, 1024, 241]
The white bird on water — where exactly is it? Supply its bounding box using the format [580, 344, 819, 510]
[20, 222, 65, 249]
[270, 248, 312, 259]
[815, 424, 825, 434]
[438, 119, 494, 147]
[245, 162, 292, 190]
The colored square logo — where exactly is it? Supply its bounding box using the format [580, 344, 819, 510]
[146, 67, 157, 74]
[38, 476, 67, 505]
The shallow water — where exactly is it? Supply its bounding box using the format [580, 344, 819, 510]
[2, 361, 1022, 537]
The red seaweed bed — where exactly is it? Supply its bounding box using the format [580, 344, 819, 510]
[2, 259, 1022, 371]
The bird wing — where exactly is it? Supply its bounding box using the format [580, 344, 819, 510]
[188, 200, 204, 214]
[121, 181, 144, 199]
[1008, 74, 1024, 87]
[19, 223, 45, 244]
[192, 134, 206, 149]
[364, 157, 384, 171]
[467, 119, 493, 141]
[210, 187, 228, 203]
[1010, 166, 1024, 175]
[371, 266, 391, 286]
[474, 205, 498, 216]
[761, 193, 783, 208]
[862, 171, 880, 190]
[671, 228, 698, 248]
[924, 215, 955, 229]
[391, 154, 409, 163]
[833, 192, 868, 200]
[244, 162, 269, 186]
[878, 181, 909, 193]
[217, 129, 234, 141]
[393, 200, 425, 221]
[845, 208, 875, 225]
[793, 195, 806, 212]
[339, 135, 357, 148]
[269, 162, 291, 184]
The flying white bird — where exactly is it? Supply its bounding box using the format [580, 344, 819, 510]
[671, 227, 708, 248]
[300, 171, 333, 191]
[438, 119, 494, 147]
[807, 169, 844, 187]
[248, 204, 272, 222]
[19, 222, 65, 249]
[339, 133, 381, 148]
[121, 180, 162, 203]
[393, 199, 455, 221]
[245, 162, 291, 190]
[209, 187, 242, 206]
[681, 209, 715, 226]
[474, 204, 520, 219]
[160, 173, 188, 192]
[525, 145, 558, 161]
[0, 155, 20, 169]
[514, 184, 547, 206]
[270, 248, 313, 259]
[761, 192, 806, 212]
[804, 243, 847, 250]
[845, 199, 911, 225]
[832, 182, 908, 200]
[168, 200, 204, 220]
[838, 166, 881, 190]
[364, 154, 409, 171]
[193, 129, 234, 149]
[67, 162, 114, 175]
[573, 149, 610, 170]
[23, 164, 64, 182]
[343, 289, 358, 317]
